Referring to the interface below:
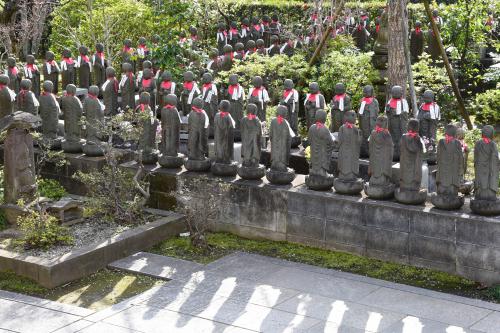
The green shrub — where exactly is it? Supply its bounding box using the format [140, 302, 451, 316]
[37, 179, 67, 201]
[17, 211, 73, 250]
[473, 89, 500, 126]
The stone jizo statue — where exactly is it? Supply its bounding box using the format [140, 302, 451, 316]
[248, 76, 270, 122]
[6, 57, 21, 94]
[358, 85, 379, 157]
[304, 82, 325, 130]
[418, 89, 440, 164]
[212, 100, 238, 177]
[119, 62, 136, 111]
[226, 74, 245, 139]
[137, 92, 158, 165]
[201, 72, 218, 138]
[280, 79, 300, 147]
[102, 67, 119, 116]
[60, 48, 76, 90]
[410, 21, 424, 63]
[61, 84, 84, 153]
[385, 85, 409, 161]
[238, 103, 265, 180]
[39, 80, 62, 149]
[158, 71, 176, 110]
[82, 85, 105, 156]
[24, 55, 40, 97]
[158, 94, 183, 168]
[92, 43, 108, 89]
[43, 51, 60, 94]
[139, 68, 156, 113]
[16, 79, 39, 115]
[306, 109, 334, 191]
[184, 97, 211, 171]
[0, 74, 16, 119]
[181, 71, 200, 116]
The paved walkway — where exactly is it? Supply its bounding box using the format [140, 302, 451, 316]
[1, 252, 500, 333]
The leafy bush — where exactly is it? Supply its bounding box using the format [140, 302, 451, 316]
[17, 211, 73, 250]
[37, 179, 67, 201]
[473, 89, 500, 126]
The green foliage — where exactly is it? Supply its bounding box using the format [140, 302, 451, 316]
[37, 179, 67, 201]
[0, 211, 6, 232]
[464, 128, 482, 149]
[317, 50, 378, 110]
[0, 271, 48, 295]
[17, 211, 73, 250]
[473, 89, 500, 125]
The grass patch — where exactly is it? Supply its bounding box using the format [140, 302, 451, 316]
[150, 232, 500, 303]
[0, 269, 163, 311]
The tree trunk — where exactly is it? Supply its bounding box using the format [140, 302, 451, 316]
[387, 0, 408, 100]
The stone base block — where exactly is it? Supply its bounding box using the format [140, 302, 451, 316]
[0, 204, 27, 225]
[237, 164, 266, 180]
[83, 143, 104, 157]
[40, 137, 62, 150]
[430, 193, 465, 210]
[470, 199, 500, 216]
[305, 174, 334, 191]
[211, 162, 238, 177]
[395, 188, 427, 205]
[61, 139, 84, 153]
[334, 178, 363, 195]
[266, 168, 295, 185]
[364, 182, 395, 200]
[142, 152, 158, 165]
[184, 158, 211, 172]
[158, 154, 184, 169]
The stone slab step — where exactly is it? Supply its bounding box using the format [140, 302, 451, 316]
[108, 252, 203, 280]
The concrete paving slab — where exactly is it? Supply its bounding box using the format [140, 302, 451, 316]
[470, 311, 500, 333]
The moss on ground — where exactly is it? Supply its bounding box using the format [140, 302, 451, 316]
[150, 232, 500, 303]
[0, 269, 163, 311]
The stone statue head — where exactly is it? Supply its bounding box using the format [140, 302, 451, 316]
[183, 71, 194, 82]
[79, 45, 89, 55]
[252, 76, 263, 87]
[363, 85, 374, 97]
[106, 66, 116, 78]
[375, 115, 389, 129]
[88, 85, 100, 96]
[284, 79, 294, 90]
[272, 14, 279, 22]
[415, 21, 422, 29]
[482, 125, 494, 140]
[123, 39, 132, 47]
[219, 99, 230, 112]
[315, 109, 327, 124]
[252, 17, 259, 25]
[247, 103, 258, 115]
[192, 97, 204, 109]
[455, 125, 465, 140]
[263, 15, 271, 24]
[445, 123, 457, 138]
[122, 62, 132, 73]
[423, 90, 434, 103]
[246, 40, 256, 49]
[0, 74, 10, 86]
[20, 79, 32, 90]
[66, 84, 77, 95]
[230, 21, 237, 29]
[256, 39, 265, 48]
[223, 44, 233, 55]
[334, 83, 346, 95]
[217, 22, 226, 31]
[62, 48, 72, 58]
[26, 55, 35, 64]
[139, 91, 150, 105]
[45, 51, 55, 61]
[408, 118, 419, 132]
[42, 80, 53, 93]
[235, 42, 244, 52]
[189, 26, 197, 35]
[96, 43, 104, 52]
[270, 35, 279, 45]
[432, 9, 439, 17]
[242, 18, 250, 26]
[143, 68, 152, 79]
[138, 37, 147, 46]
[276, 105, 288, 118]
[344, 110, 356, 124]
[165, 93, 177, 106]
[161, 71, 172, 81]
[391, 85, 403, 99]
[179, 31, 186, 39]
[202, 72, 213, 84]
[309, 82, 320, 94]
[228, 74, 239, 85]
[6, 56, 15, 67]
[209, 48, 219, 58]
[152, 34, 160, 44]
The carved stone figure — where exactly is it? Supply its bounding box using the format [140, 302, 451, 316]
[426, 27, 441, 61]
[248, 76, 270, 122]
[60, 48, 76, 90]
[83, 86, 105, 156]
[455, 126, 473, 194]
[267, 35, 281, 56]
[410, 21, 424, 63]
[139, 68, 156, 113]
[61, 84, 83, 153]
[43, 51, 60, 94]
[431, 124, 465, 210]
[238, 103, 265, 180]
[16, 79, 39, 115]
[0, 75, 16, 119]
[358, 85, 379, 157]
[76, 46, 92, 89]
[306, 110, 334, 190]
[234, 42, 246, 60]
[180, 71, 200, 116]
[119, 63, 136, 110]
[201, 73, 218, 137]
[121, 39, 135, 71]
[6, 57, 21, 93]
[364, 115, 395, 199]
[92, 43, 107, 89]
[212, 100, 237, 176]
[245, 40, 256, 57]
[256, 39, 267, 55]
[395, 119, 427, 205]
[334, 111, 363, 194]
[158, 71, 176, 110]
[280, 36, 298, 57]
[304, 82, 325, 129]
[251, 18, 264, 41]
[100, 67, 119, 116]
[385, 85, 409, 160]
[372, 8, 388, 69]
[136, 37, 149, 71]
[137, 92, 158, 164]
[418, 89, 440, 164]
[158, 94, 183, 168]
[240, 18, 251, 45]
[184, 97, 211, 171]
[331, 83, 352, 133]
[470, 125, 500, 216]
[280, 79, 300, 148]
[221, 44, 234, 72]
[24, 55, 40, 97]
[39, 81, 62, 149]
[228, 21, 239, 46]
[266, 105, 295, 185]
[207, 48, 221, 74]
[226, 74, 245, 140]
[352, 23, 369, 51]
[216, 22, 228, 55]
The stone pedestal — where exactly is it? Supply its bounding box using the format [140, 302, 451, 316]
[184, 158, 211, 172]
[211, 162, 238, 177]
[142, 151, 158, 165]
[333, 178, 363, 195]
[62, 139, 84, 153]
[83, 143, 105, 157]
[470, 199, 500, 216]
[266, 168, 295, 185]
[237, 165, 265, 180]
[305, 174, 334, 191]
[395, 188, 427, 205]
[364, 182, 395, 200]
[158, 154, 184, 169]
[430, 193, 465, 210]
